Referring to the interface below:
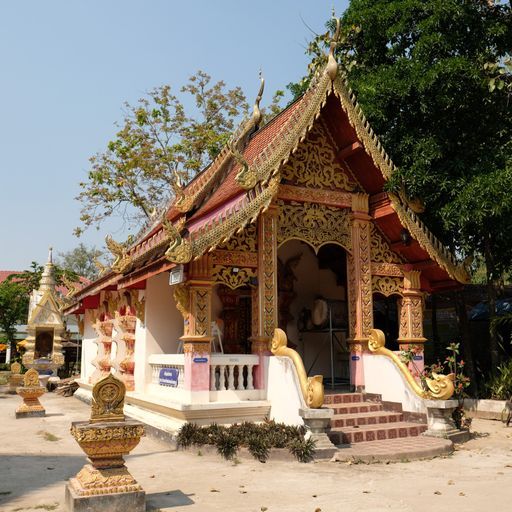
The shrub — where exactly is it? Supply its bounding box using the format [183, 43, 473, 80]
[176, 419, 316, 463]
[215, 430, 239, 460]
[288, 437, 316, 463]
[487, 359, 512, 400]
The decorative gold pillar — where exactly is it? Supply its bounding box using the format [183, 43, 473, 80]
[183, 255, 214, 339]
[347, 193, 373, 389]
[254, 207, 278, 345]
[180, 255, 214, 402]
[398, 270, 427, 350]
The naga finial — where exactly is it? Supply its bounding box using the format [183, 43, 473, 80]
[326, 17, 341, 81]
[105, 235, 132, 274]
[172, 169, 185, 205]
[162, 215, 192, 264]
[251, 70, 265, 129]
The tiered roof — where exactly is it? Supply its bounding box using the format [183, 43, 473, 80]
[65, 40, 469, 312]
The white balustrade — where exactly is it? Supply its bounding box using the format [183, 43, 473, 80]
[148, 354, 185, 390]
[210, 354, 261, 401]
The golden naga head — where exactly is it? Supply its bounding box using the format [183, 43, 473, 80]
[425, 372, 455, 400]
[306, 375, 324, 409]
[271, 328, 287, 353]
[368, 329, 386, 351]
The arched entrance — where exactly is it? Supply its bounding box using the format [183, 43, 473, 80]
[277, 239, 350, 387]
[373, 293, 401, 351]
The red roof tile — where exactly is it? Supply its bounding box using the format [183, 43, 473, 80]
[190, 97, 304, 221]
[0, 271, 20, 284]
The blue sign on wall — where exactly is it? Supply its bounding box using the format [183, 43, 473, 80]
[159, 368, 179, 387]
[193, 357, 208, 363]
[351, 355, 360, 361]
[413, 355, 423, 361]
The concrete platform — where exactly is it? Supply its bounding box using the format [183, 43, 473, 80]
[65, 484, 145, 512]
[333, 436, 453, 463]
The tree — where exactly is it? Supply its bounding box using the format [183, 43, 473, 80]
[0, 280, 29, 360]
[57, 244, 103, 281]
[292, 1, 512, 371]
[11, 262, 79, 295]
[75, 71, 249, 235]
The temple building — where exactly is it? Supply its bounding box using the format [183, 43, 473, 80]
[65, 38, 468, 433]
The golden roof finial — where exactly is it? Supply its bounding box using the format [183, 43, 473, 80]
[251, 70, 265, 128]
[48, 246, 53, 264]
[326, 17, 341, 81]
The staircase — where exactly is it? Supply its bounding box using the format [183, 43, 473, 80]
[325, 392, 427, 445]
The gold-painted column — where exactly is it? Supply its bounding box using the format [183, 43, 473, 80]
[255, 206, 278, 343]
[180, 255, 214, 402]
[398, 270, 427, 351]
[347, 193, 373, 389]
[182, 255, 214, 339]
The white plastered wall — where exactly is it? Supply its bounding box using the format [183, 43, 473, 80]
[363, 353, 426, 414]
[267, 356, 305, 426]
[135, 272, 183, 393]
[81, 310, 97, 383]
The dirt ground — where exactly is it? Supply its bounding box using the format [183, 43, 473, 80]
[0, 389, 511, 512]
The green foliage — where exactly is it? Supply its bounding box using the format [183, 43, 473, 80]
[0, 279, 28, 354]
[487, 358, 512, 400]
[56, 244, 103, 281]
[215, 430, 240, 461]
[292, 1, 512, 272]
[176, 420, 314, 463]
[10, 262, 79, 295]
[75, 71, 249, 235]
[401, 341, 471, 397]
[287, 437, 316, 463]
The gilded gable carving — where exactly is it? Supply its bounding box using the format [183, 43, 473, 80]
[216, 223, 257, 252]
[212, 265, 257, 290]
[372, 276, 403, 297]
[281, 122, 357, 191]
[277, 200, 352, 253]
[370, 224, 404, 264]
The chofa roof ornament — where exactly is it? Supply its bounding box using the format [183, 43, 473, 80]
[251, 71, 265, 129]
[326, 17, 341, 81]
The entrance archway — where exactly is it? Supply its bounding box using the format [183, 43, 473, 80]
[277, 239, 349, 386]
[373, 293, 401, 351]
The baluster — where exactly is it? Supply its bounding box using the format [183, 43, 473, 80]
[179, 366, 185, 388]
[236, 365, 244, 390]
[210, 365, 217, 390]
[246, 364, 254, 391]
[227, 365, 235, 390]
[219, 365, 226, 390]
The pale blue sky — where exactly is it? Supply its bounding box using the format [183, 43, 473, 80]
[0, 0, 348, 270]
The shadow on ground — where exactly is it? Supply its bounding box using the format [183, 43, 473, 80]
[0, 454, 84, 507]
[146, 490, 195, 510]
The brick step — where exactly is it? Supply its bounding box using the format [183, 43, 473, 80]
[328, 421, 427, 445]
[331, 411, 403, 428]
[324, 393, 364, 405]
[327, 401, 384, 415]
